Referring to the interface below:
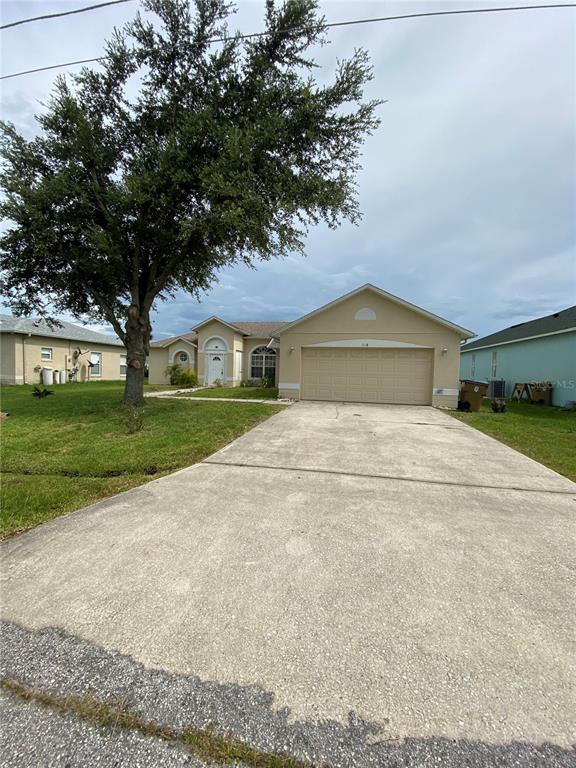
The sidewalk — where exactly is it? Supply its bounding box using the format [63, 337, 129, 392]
[145, 389, 291, 405]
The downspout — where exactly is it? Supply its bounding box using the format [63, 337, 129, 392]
[266, 338, 277, 384]
[22, 334, 30, 384]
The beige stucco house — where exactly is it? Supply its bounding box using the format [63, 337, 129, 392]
[149, 284, 474, 408]
[0, 314, 127, 385]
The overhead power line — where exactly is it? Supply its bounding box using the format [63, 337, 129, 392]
[216, 3, 576, 41]
[0, 0, 136, 31]
[2, 3, 575, 81]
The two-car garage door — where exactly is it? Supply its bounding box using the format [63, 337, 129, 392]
[301, 347, 433, 405]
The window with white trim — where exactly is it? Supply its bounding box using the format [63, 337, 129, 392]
[176, 351, 189, 364]
[120, 354, 127, 376]
[90, 352, 102, 376]
[491, 350, 497, 377]
[250, 346, 276, 380]
[41, 347, 53, 361]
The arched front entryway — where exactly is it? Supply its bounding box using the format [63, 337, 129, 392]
[203, 336, 228, 385]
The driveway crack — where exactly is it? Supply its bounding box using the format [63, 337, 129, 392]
[202, 459, 576, 496]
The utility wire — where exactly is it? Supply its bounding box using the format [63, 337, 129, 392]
[2, 3, 575, 80]
[213, 3, 576, 41]
[0, 0, 136, 31]
[2, 58, 105, 79]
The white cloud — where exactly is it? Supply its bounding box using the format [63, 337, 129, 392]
[1, 0, 574, 342]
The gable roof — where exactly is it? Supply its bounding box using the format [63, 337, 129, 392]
[461, 305, 576, 352]
[150, 331, 198, 349]
[276, 284, 475, 338]
[190, 316, 286, 338]
[150, 320, 287, 347]
[0, 313, 124, 347]
[190, 316, 246, 334]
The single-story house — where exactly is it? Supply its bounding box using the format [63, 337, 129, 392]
[149, 284, 474, 408]
[460, 305, 576, 406]
[0, 314, 127, 385]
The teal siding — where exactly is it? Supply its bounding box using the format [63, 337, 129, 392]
[460, 332, 576, 406]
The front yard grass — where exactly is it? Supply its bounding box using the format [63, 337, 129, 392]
[0, 381, 282, 538]
[185, 386, 279, 399]
[450, 401, 576, 482]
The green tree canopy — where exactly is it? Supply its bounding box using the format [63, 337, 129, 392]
[0, 0, 381, 403]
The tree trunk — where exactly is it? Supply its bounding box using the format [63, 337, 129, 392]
[123, 305, 151, 405]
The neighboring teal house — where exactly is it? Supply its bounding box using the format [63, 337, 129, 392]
[460, 305, 576, 406]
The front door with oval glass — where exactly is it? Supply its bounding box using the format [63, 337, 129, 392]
[207, 354, 225, 385]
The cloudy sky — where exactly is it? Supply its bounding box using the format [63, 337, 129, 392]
[1, 0, 575, 341]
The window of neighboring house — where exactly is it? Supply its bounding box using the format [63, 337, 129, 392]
[471, 353, 476, 376]
[41, 347, 53, 361]
[120, 354, 127, 376]
[491, 350, 497, 377]
[250, 346, 276, 379]
[90, 352, 102, 377]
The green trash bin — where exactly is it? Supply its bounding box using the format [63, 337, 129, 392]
[459, 379, 489, 412]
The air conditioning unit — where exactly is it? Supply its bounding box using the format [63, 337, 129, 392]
[488, 379, 506, 398]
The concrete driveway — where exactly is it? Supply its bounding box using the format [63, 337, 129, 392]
[2, 402, 575, 766]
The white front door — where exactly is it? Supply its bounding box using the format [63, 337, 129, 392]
[207, 354, 225, 385]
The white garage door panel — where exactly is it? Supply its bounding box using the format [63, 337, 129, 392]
[301, 348, 433, 405]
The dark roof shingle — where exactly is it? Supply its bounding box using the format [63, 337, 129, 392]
[228, 321, 286, 338]
[150, 331, 198, 348]
[151, 321, 287, 346]
[462, 305, 576, 351]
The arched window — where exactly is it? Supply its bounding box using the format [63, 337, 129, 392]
[250, 346, 276, 380]
[204, 336, 227, 351]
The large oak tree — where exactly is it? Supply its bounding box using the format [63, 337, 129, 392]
[0, 0, 380, 403]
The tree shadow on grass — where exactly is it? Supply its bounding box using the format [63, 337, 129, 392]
[1, 620, 574, 767]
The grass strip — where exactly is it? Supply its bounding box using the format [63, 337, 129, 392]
[1, 678, 315, 768]
[184, 387, 280, 400]
[448, 401, 576, 481]
[1, 382, 283, 537]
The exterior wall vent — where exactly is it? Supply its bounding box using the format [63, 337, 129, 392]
[355, 307, 376, 320]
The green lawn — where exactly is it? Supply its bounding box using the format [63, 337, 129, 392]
[450, 401, 576, 481]
[185, 387, 279, 399]
[0, 381, 282, 538]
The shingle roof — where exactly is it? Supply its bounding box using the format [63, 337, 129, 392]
[152, 321, 286, 346]
[0, 314, 124, 347]
[150, 331, 198, 348]
[228, 321, 286, 338]
[461, 305, 576, 351]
